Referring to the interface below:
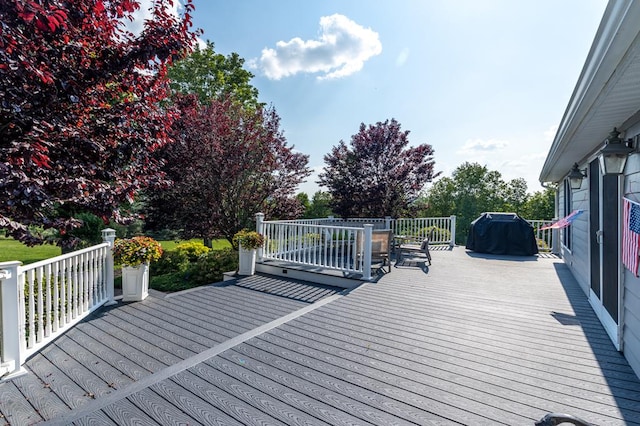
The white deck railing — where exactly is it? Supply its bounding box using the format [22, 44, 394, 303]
[392, 216, 456, 245]
[260, 220, 368, 275]
[526, 219, 555, 252]
[257, 214, 456, 280]
[0, 229, 116, 379]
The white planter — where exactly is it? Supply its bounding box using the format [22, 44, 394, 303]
[121, 263, 149, 302]
[238, 246, 257, 275]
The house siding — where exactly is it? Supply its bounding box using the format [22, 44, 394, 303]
[623, 143, 640, 379]
[560, 181, 591, 296]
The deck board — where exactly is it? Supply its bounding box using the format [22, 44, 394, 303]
[126, 387, 202, 425]
[99, 398, 159, 426]
[3, 252, 640, 425]
[223, 345, 448, 425]
[208, 352, 398, 426]
[188, 361, 332, 426]
[0, 379, 45, 425]
[255, 327, 530, 425]
[148, 379, 246, 426]
[170, 370, 286, 425]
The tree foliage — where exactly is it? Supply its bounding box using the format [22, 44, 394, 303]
[305, 191, 333, 219]
[168, 40, 260, 107]
[145, 94, 310, 246]
[318, 119, 438, 218]
[0, 0, 199, 245]
[422, 162, 555, 243]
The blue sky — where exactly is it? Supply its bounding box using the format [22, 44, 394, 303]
[183, 0, 607, 195]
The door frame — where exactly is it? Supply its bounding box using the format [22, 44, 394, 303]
[588, 163, 622, 350]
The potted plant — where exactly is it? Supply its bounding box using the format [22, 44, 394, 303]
[233, 229, 264, 275]
[113, 236, 163, 301]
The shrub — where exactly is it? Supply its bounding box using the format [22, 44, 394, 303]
[187, 248, 238, 285]
[174, 241, 210, 262]
[150, 271, 194, 292]
[151, 250, 190, 275]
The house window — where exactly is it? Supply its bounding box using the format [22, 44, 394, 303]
[563, 178, 572, 249]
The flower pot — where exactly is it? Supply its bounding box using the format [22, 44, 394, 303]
[238, 246, 257, 275]
[121, 263, 149, 302]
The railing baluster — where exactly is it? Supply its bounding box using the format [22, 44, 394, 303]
[66, 257, 73, 324]
[27, 269, 36, 349]
[44, 263, 52, 338]
[53, 261, 59, 332]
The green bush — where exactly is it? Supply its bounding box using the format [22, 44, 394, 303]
[151, 250, 190, 275]
[187, 248, 238, 286]
[149, 271, 194, 292]
[174, 241, 210, 262]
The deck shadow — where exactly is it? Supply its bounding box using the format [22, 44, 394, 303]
[552, 262, 640, 424]
[230, 274, 344, 303]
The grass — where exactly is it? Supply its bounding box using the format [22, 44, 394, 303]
[0, 237, 232, 264]
[0, 238, 61, 264]
[1, 236, 236, 294]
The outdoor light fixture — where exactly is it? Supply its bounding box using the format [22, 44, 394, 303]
[598, 127, 634, 175]
[568, 163, 587, 190]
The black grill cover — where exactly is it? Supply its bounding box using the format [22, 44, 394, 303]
[465, 212, 539, 256]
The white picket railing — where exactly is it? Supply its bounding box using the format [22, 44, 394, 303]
[257, 214, 456, 280]
[260, 220, 368, 275]
[526, 219, 555, 252]
[0, 229, 116, 379]
[393, 216, 456, 246]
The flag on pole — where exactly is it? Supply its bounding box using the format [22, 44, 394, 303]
[623, 198, 640, 277]
[540, 210, 584, 230]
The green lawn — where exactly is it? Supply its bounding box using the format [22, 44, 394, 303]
[0, 238, 61, 264]
[0, 237, 232, 264]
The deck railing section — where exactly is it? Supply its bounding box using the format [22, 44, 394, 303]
[260, 218, 368, 275]
[0, 229, 116, 379]
[393, 216, 456, 246]
[526, 219, 555, 252]
[256, 214, 456, 279]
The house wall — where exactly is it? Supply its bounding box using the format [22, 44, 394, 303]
[623, 120, 640, 378]
[559, 177, 591, 296]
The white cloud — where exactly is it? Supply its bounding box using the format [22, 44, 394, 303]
[257, 14, 382, 80]
[457, 138, 509, 155]
[396, 48, 410, 67]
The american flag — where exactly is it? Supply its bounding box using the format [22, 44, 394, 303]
[540, 210, 584, 230]
[623, 198, 640, 277]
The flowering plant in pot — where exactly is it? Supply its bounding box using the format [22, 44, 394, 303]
[233, 229, 264, 250]
[113, 236, 163, 301]
[233, 230, 264, 275]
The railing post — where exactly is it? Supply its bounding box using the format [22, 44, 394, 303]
[385, 216, 392, 230]
[362, 224, 373, 281]
[0, 261, 26, 378]
[449, 215, 457, 247]
[256, 212, 265, 262]
[551, 217, 560, 254]
[101, 228, 117, 306]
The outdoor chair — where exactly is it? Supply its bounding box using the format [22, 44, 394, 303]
[396, 230, 432, 265]
[357, 229, 392, 274]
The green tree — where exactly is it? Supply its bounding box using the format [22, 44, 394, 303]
[423, 162, 510, 243]
[318, 119, 438, 218]
[296, 193, 311, 215]
[305, 191, 334, 218]
[522, 186, 555, 220]
[168, 41, 260, 107]
[503, 178, 529, 214]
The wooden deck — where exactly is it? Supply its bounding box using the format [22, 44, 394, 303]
[2, 248, 640, 425]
